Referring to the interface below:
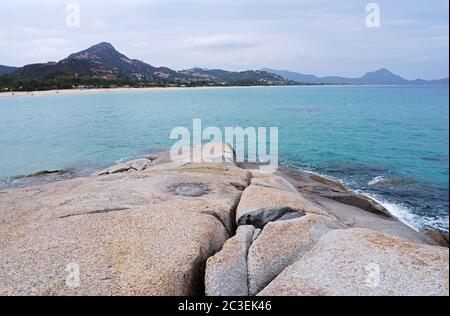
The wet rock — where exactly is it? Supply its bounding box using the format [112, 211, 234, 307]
[424, 230, 449, 248]
[326, 193, 392, 218]
[307, 195, 437, 245]
[259, 228, 449, 296]
[205, 226, 255, 296]
[19, 170, 71, 178]
[167, 183, 211, 197]
[248, 214, 342, 295]
[8, 170, 76, 189]
[277, 167, 347, 193]
[278, 168, 391, 217]
[308, 174, 347, 192]
[237, 206, 305, 229]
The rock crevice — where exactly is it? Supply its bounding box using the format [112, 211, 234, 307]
[204, 161, 449, 297]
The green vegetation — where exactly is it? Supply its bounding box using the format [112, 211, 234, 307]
[0, 74, 293, 92]
[0, 74, 153, 92]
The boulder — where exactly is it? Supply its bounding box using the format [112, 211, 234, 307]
[236, 185, 328, 225]
[205, 225, 255, 296]
[259, 228, 449, 296]
[0, 161, 248, 295]
[237, 206, 306, 229]
[247, 214, 343, 295]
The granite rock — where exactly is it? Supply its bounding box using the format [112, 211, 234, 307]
[205, 225, 255, 296]
[0, 152, 247, 295]
[236, 185, 329, 225]
[259, 228, 449, 296]
[248, 214, 343, 295]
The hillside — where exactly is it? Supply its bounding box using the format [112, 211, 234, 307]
[180, 68, 288, 85]
[11, 42, 183, 82]
[263, 68, 449, 85]
[0, 65, 18, 74]
[5, 43, 291, 89]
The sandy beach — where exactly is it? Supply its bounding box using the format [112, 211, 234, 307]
[0, 87, 206, 98]
[0, 85, 298, 98]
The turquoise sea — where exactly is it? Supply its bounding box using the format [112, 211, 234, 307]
[0, 86, 448, 232]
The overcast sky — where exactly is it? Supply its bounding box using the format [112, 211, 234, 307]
[0, 0, 448, 79]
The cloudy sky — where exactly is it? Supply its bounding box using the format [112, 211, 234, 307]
[0, 0, 448, 79]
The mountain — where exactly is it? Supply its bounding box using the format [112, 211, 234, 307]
[4, 43, 447, 87]
[12, 42, 182, 81]
[263, 68, 449, 85]
[8, 42, 290, 86]
[0, 65, 18, 74]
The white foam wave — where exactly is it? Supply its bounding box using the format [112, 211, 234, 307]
[115, 157, 133, 164]
[368, 176, 387, 186]
[361, 192, 449, 233]
[283, 164, 449, 233]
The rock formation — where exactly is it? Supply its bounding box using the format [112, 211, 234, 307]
[0, 144, 447, 296]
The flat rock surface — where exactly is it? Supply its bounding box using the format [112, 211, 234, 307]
[250, 171, 298, 192]
[259, 228, 449, 296]
[0, 160, 248, 295]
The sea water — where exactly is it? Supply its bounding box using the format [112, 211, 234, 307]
[0, 86, 448, 232]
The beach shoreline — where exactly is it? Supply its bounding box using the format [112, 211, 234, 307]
[2, 84, 448, 98]
[0, 85, 301, 98]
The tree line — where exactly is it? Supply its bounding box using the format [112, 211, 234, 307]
[0, 74, 294, 92]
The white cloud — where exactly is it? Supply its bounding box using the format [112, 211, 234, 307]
[387, 19, 418, 26]
[17, 38, 74, 61]
[409, 56, 430, 63]
[180, 34, 259, 50]
[0, 0, 448, 79]
[81, 17, 109, 32]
